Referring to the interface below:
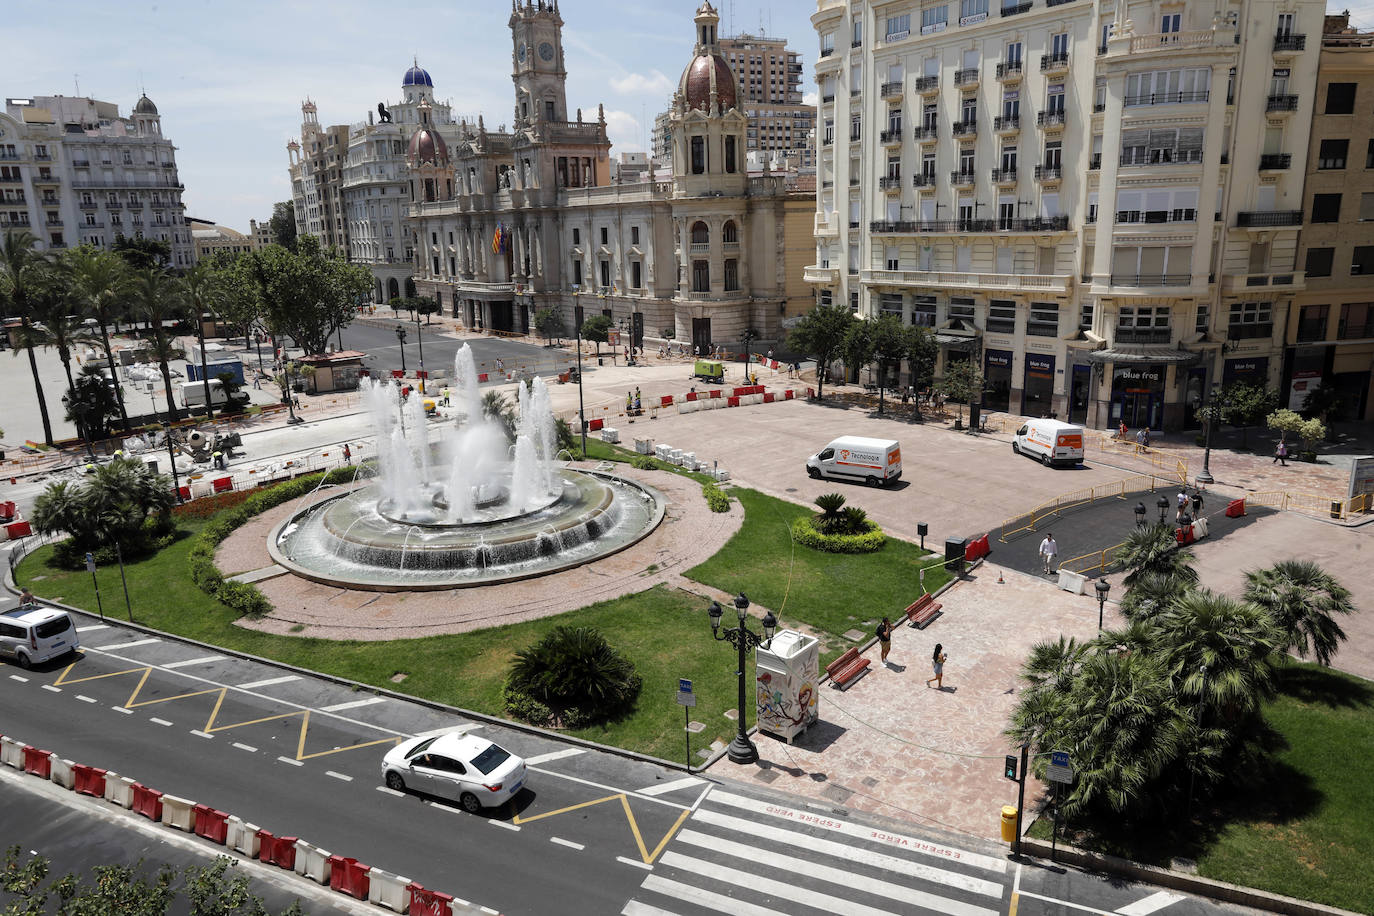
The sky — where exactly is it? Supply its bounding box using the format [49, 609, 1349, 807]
[5, 1, 1371, 233]
[2, 0, 816, 233]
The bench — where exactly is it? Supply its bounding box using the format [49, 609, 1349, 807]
[825, 648, 870, 690]
[904, 593, 943, 629]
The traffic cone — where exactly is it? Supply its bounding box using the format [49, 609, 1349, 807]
[997, 570, 1004, 584]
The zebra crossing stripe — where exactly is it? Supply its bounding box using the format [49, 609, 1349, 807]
[638, 776, 704, 797]
[707, 790, 1006, 873]
[639, 874, 795, 916]
[686, 813, 1002, 898]
[673, 831, 1000, 916]
[659, 851, 918, 916]
[620, 900, 682, 916]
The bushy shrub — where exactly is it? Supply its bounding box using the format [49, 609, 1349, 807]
[703, 482, 731, 512]
[791, 516, 887, 553]
[631, 455, 662, 471]
[505, 626, 642, 726]
[501, 679, 554, 727]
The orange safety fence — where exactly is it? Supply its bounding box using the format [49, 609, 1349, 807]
[1057, 542, 1126, 576]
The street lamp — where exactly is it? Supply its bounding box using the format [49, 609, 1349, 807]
[1157, 495, 1169, 525]
[395, 325, 408, 375]
[708, 593, 778, 765]
[575, 312, 587, 457]
[1197, 383, 1220, 485]
[1095, 577, 1110, 631]
[414, 304, 425, 388]
[1134, 502, 1147, 527]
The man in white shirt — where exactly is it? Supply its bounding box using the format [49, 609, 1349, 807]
[1039, 532, 1058, 575]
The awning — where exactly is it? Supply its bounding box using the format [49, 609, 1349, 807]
[934, 333, 979, 349]
[1084, 346, 1203, 366]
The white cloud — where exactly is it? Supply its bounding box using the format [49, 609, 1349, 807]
[609, 70, 675, 95]
[603, 109, 646, 153]
[803, 91, 819, 107]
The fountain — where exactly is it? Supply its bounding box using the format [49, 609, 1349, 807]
[268, 344, 664, 590]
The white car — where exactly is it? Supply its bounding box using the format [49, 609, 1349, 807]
[381, 734, 526, 812]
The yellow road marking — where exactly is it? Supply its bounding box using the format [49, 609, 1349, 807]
[512, 792, 691, 864]
[1008, 891, 1019, 916]
[53, 663, 151, 687]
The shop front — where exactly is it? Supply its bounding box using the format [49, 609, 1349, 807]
[1110, 364, 1166, 431]
[1022, 354, 1055, 418]
[983, 349, 1012, 412]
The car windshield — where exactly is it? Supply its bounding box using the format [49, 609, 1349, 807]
[35, 617, 71, 639]
[405, 737, 438, 760]
[470, 744, 511, 775]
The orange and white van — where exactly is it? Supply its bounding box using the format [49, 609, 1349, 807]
[806, 437, 902, 487]
[1013, 419, 1085, 468]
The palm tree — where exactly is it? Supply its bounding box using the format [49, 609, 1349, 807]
[1120, 571, 1194, 625]
[0, 229, 56, 446]
[127, 267, 187, 421]
[1243, 560, 1355, 667]
[1117, 523, 1198, 587]
[64, 362, 122, 450]
[179, 261, 224, 422]
[68, 246, 134, 433]
[26, 263, 92, 399]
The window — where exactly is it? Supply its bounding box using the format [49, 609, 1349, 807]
[1319, 139, 1349, 169]
[852, 18, 862, 46]
[572, 260, 582, 285]
[725, 136, 737, 173]
[1194, 303, 1209, 334]
[1353, 246, 1374, 276]
[1339, 302, 1373, 339]
[1000, 145, 1018, 171]
[1046, 83, 1066, 113]
[819, 290, 833, 306]
[1050, 32, 1069, 59]
[1228, 301, 1272, 333]
[887, 13, 913, 39]
[691, 136, 706, 174]
[722, 221, 738, 244]
[960, 0, 988, 24]
[1325, 82, 1356, 114]
[724, 259, 739, 291]
[600, 227, 609, 245]
[1119, 305, 1171, 328]
[1368, 139, 1374, 169]
[917, 8, 944, 35]
[1312, 194, 1342, 222]
[1305, 247, 1334, 277]
[1005, 41, 1022, 64]
[988, 300, 1016, 332]
[692, 260, 710, 292]
[1362, 193, 1374, 222]
[821, 32, 835, 54]
[961, 96, 977, 123]
[691, 221, 709, 246]
[913, 297, 937, 326]
[572, 228, 580, 245]
[1028, 303, 1058, 336]
[948, 299, 976, 321]
[631, 226, 640, 245]
[546, 101, 556, 121]
[1297, 305, 1329, 341]
[879, 292, 903, 317]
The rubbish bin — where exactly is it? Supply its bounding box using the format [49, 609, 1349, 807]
[1000, 805, 1018, 843]
[944, 536, 967, 574]
[968, 401, 981, 432]
[1331, 499, 1343, 520]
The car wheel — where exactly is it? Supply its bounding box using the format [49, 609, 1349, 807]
[460, 792, 482, 813]
[384, 771, 405, 792]
[807, 466, 820, 479]
[1041, 453, 1051, 467]
[1012, 442, 1020, 455]
[16, 652, 32, 670]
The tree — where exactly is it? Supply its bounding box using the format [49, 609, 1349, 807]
[1265, 407, 1304, 445]
[68, 245, 135, 433]
[1120, 570, 1193, 626]
[1300, 383, 1342, 424]
[235, 237, 369, 358]
[111, 233, 171, 272]
[580, 313, 613, 361]
[935, 359, 982, 423]
[1244, 560, 1355, 666]
[64, 362, 123, 448]
[482, 390, 517, 442]
[31, 458, 175, 567]
[505, 625, 642, 725]
[840, 318, 873, 391]
[534, 307, 563, 345]
[1220, 381, 1278, 450]
[127, 267, 188, 421]
[786, 304, 855, 400]
[22, 264, 90, 398]
[1118, 523, 1198, 588]
[180, 262, 226, 422]
[0, 229, 56, 446]
[268, 201, 297, 250]
[905, 325, 939, 402]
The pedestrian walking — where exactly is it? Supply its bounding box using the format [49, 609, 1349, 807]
[1142, 428, 1151, 448]
[1117, 421, 1128, 441]
[926, 643, 948, 689]
[1176, 490, 1188, 522]
[876, 617, 894, 666]
[1274, 440, 1288, 466]
[343, 444, 352, 465]
[1134, 428, 1145, 453]
[1191, 488, 1204, 517]
[1038, 532, 1058, 575]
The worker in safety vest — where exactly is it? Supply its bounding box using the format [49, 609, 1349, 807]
[213, 450, 225, 470]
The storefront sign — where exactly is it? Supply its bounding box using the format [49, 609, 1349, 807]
[1223, 358, 1268, 383]
[1288, 369, 1321, 411]
[985, 351, 1012, 368]
[1025, 355, 1054, 377]
[1113, 366, 1164, 388]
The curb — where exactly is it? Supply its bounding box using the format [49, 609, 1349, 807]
[1018, 837, 1365, 916]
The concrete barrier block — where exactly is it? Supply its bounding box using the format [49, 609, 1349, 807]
[1057, 570, 1088, 595]
[634, 438, 653, 455]
[600, 427, 619, 444]
[366, 867, 413, 913]
[104, 773, 136, 808]
[49, 757, 76, 790]
[160, 793, 196, 831]
[227, 816, 261, 857]
[0, 736, 25, 769]
[293, 840, 332, 884]
[714, 469, 730, 482]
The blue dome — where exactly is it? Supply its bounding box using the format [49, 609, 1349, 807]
[402, 65, 433, 88]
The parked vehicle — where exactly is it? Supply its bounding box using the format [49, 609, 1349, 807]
[0, 603, 79, 669]
[1012, 419, 1085, 467]
[693, 359, 724, 383]
[180, 379, 249, 410]
[381, 734, 526, 812]
[806, 436, 902, 487]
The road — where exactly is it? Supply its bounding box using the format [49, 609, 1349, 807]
[0, 611, 1265, 916]
[336, 320, 575, 380]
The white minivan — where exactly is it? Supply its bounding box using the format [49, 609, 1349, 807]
[0, 603, 80, 669]
[1012, 419, 1085, 468]
[806, 436, 902, 486]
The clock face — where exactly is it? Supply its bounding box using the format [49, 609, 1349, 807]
[517, 43, 526, 62]
[539, 41, 554, 62]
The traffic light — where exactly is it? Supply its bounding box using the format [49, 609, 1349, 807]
[1004, 755, 1018, 781]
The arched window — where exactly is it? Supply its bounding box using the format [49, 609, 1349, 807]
[691, 222, 709, 245]
[722, 221, 738, 244]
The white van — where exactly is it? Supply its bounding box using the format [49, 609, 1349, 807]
[806, 437, 902, 486]
[0, 603, 79, 668]
[181, 379, 249, 410]
[1013, 419, 1085, 468]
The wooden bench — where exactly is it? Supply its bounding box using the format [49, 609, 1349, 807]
[904, 593, 943, 629]
[824, 648, 870, 689]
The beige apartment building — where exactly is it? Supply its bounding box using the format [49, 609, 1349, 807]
[287, 103, 350, 255]
[808, 0, 1324, 431]
[1289, 12, 1374, 421]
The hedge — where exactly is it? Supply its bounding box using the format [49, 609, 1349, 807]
[790, 516, 887, 553]
[703, 481, 731, 513]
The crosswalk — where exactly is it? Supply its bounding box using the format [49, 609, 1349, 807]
[623, 790, 1007, 916]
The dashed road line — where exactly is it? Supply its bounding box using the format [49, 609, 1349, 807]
[95, 638, 160, 651]
[41, 685, 61, 693]
[150, 717, 173, 727]
[638, 776, 704, 797]
[319, 697, 386, 713]
[236, 675, 300, 690]
[326, 771, 353, 782]
[277, 756, 303, 767]
[112, 706, 132, 715]
[232, 742, 258, 753]
[525, 748, 586, 766]
[190, 730, 214, 740]
[376, 786, 405, 797]
[9, 675, 29, 683]
[617, 856, 654, 871]
[488, 820, 520, 831]
[550, 836, 585, 850]
[76, 695, 97, 704]
[163, 654, 227, 669]
[75, 624, 110, 632]
[1116, 891, 1186, 915]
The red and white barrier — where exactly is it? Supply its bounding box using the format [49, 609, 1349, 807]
[407, 884, 455, 916]
[161, 793, 196, 831]
[104, 773, 136, 808]
[21, 746, 52, 779]
[0, 736, 24, 768]
[131, 782, 164, 821]
[72, 764, 107, 798]
[193, 803, 230, 844]
[294, 839, 332, 884]
[257, 830, 298, 870]
[366, 867, 413, 912]
[227, 816, 260, 857]
[48, 756, 76, 789]
[327, 855, 371, 900]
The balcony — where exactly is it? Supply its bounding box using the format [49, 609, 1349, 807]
[1235, 210, 1302, 228]
[994, 115, 1021, 133]
[880, 81, 904, 99]
[821, 93, 835, 103]
[1040, 53, 1069, 73]
[870, 215, 1069, 234]
[45, 218, 63, 227]
[952, 120, 977, 137]
[823, 137, 834, 146]
[1258, 154, 1291, 170]
[71, 159, 90, 167]
[1121, 29, 1233, 55]
[1114, 326, 1173, 344]
[995, 61, 1024, 81]
[1037, 110, 1067, 130]
[689, 242, 710, 255]
[1035, 165, 1062, 182]
[991, 168, 1018, 185]
[1273, 33, 1306, 53]
[803, 265, 839, 284]
[878, 176, 904, 191]
[820, 47, 834, 58]
[912, 173, 936, 188]
[950, 170, 976, 186]
[1228, 322, 1274, 340]
[880, 129, 904, 146]
[1119, 149, 1205, 167]
[954, 68, 980, 88]
[1266, 94, 1299, 112]
[1109, 273, 1192, 287]
[1089, 154, 1102, 170]
[863, 267, 1072, 294]
[79, 201, 98, 210]
[1221, 271, 1304, 292]
[915, 125, 940, 143]
[81, 221, 105, 229]
[1115, 209, 1197, 224]
[106, 200, 124, 209]
[987, 318, 1017, 334]
[1123, 90, 1209, 106]
[1000, 1, 1032, 16]
[914, 76, 939, 94]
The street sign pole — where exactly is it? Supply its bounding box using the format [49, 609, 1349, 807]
[1045, 749, 1074, 864]
[1014, 743, 1028, 858]
[677, 678, 696, 773]
[85, 552, 105, 621]
[115, 542, 132, 621]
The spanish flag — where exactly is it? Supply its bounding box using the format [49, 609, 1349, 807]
[491, 225, 501, 254]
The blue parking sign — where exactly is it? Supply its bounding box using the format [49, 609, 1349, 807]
[678, 678, 693, 694]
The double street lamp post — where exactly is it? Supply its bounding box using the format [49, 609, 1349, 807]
[708, 594, 777, 765]
[1095, 577, 1111, 631]
[1198, 383, 1221, 485]
[395, 325, 408, 375]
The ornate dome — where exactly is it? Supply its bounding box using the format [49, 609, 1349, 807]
[134, 94, 158, 115]
[680, 54, 737, 112]
[402, 65, 434, 88]
[407, 100, 448, 166]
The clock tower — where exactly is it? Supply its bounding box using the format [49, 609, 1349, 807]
[510, 0, 568, 124]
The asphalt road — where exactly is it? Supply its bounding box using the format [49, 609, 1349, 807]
[1, 611, 1267, 916]
[336, 320, 576, 381]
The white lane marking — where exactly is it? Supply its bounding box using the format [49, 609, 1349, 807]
[708, 790, 1006, 873]
[277, 756, 303, 767]
[524, 748, 586, 765]
[616, 856, 654, 871]
[232, 742, 258, 753]
[622, 899, 685, 916]
[163, 654, 226, 669]
[150, 717, 173, 727]
[112, 706, 132, 715]
[94, 638, 160, 651]
[1015, 889, 1112, 914]
[686, 813, 1002, 898]
[326, 771, 353, 782]
[488, 820, 520, 831]
[1116, 891, 1187, 915]
[42, 685, 61, 693]
[319, 697, 386, 712]
[8, 675, 28, 683]
[550, 836, 584, 850]
[638, 875, 793, 916]
[190, 730, 214, 739]
[236, 675, 300, 690]
[414, 723, 482, 738]
[638, 776, 704, 797]
[675, 829, 999, 914]
[76, 695, 97, 704]
[376, 786, 405, 797]
[76, 624, 110, 632]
